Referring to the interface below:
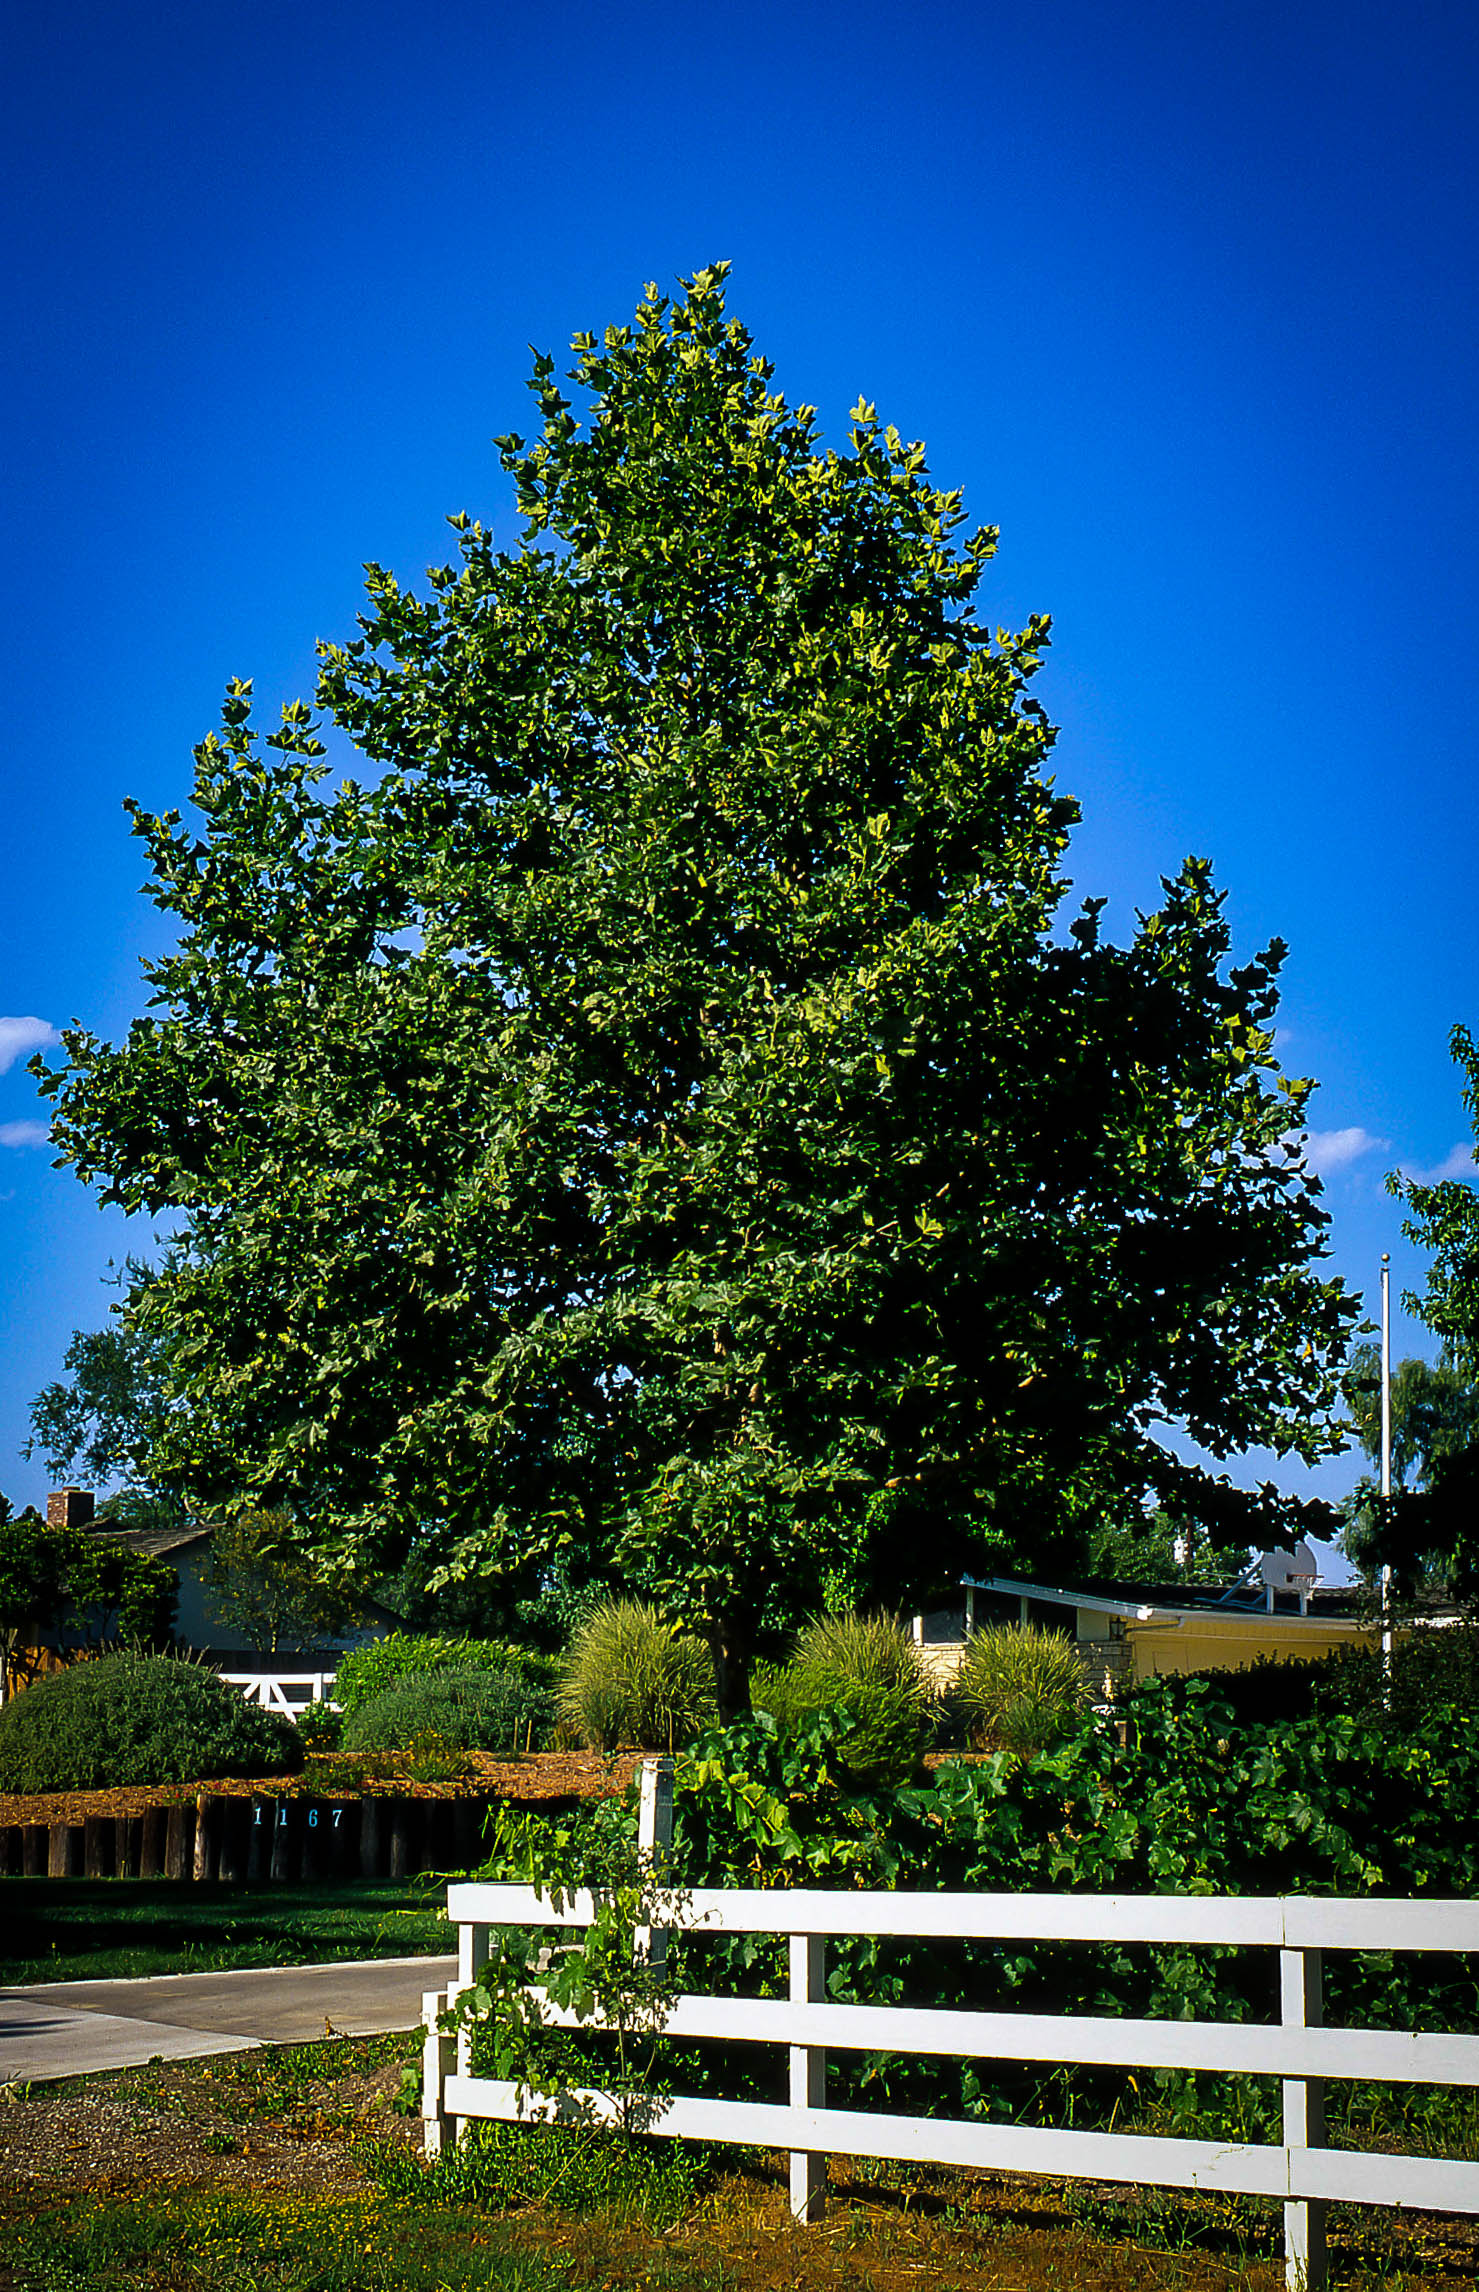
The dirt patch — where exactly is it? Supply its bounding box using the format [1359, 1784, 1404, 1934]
[0, 1749, 642, 1830]
[0, 2040, 419, 2198]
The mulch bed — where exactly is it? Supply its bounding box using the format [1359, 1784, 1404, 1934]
[0, 1745, 1004, 1836]
[0, 1749, 644, 1832]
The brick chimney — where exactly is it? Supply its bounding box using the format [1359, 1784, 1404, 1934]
[47, 1487, 95, 1529]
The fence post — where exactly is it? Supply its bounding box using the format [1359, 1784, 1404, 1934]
[453, 1916, 491, 2143]
[1281, 1945, 1327, 2292]
[789, 1931, 827, 2224]
[422, 1987, 454, 2157]
[635, 1756, 674, 1973]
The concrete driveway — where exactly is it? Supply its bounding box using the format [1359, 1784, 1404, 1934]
[0, 1954, 457, 2085]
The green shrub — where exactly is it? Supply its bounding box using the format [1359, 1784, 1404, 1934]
[770, 1610, 936, 1785]
[296, 1698, 343, 1751]
[1183, 1654, 1329, 1728]
[0, 1651, 303, 1793]
[954, 1621, 1088, 1753]
[340, 1669, 551, 1757]
[1314, 1616, 1479, 1728]
[486, 1677, 1479, 2143]
[332, 1631, 550, 1717]
[555, 1601, 715, 1751]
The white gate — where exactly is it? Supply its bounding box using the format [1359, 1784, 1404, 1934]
[221, 1670, 336, 1716]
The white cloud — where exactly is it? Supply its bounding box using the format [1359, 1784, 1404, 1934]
[0, 1015, 59, 1074]
[0, 1120, 48, 1148]
[1303, 1126, 1389, 1176]
[1401, 1143, 1478, 1187]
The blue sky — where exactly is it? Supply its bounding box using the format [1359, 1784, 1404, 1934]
[3, 1, 1476, 1551]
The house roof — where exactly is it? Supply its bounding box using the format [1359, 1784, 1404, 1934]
[87, 1520, 212, 1561]
[963, 1571, 1377, 1625]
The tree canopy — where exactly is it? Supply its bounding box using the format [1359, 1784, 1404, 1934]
[37, 266, 1356, 1706]
[1397, 1025, 1479, 1369]
[26, 1257, 178, 1501]
[1339, 1340, 1479, 1586]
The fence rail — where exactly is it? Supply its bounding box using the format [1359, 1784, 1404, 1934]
[425, 1805, 1479, 2292]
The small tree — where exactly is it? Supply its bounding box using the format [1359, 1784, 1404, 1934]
[0, 1503, 64, 1698]
[0, 1497, 175, 1697]
[1089, 1501, 1230, 1584]
[205, 1509, 352, 1656]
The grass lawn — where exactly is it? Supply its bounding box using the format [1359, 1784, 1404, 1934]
[0, 1876, 450, 1985]
[5, 2189, 577, 2291]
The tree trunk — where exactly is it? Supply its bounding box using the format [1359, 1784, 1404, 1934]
[709, 1617, 754, 1724]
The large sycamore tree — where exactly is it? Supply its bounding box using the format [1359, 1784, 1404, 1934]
[40, 267, 1355, 1709]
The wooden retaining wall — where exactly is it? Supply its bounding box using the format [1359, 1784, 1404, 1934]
[0, 1793, 497, 1884]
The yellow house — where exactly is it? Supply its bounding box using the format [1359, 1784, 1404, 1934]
[915, 1571, 1379, 1700]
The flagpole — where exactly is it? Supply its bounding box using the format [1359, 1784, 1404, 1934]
[1380, 1251, 1392, 1680]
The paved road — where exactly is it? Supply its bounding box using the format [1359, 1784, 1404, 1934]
[0, 1954, 458, 2085]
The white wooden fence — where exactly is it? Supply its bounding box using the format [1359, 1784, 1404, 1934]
[424, 1858, 1479, 2292]
[221, 1670, 336, 1716]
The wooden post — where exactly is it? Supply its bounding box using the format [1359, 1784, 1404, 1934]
[1282, 1945, 1327, 2292]
[114, 1815, 140, 1879]
[298, 1800, 327, 1884]
[22, 1824, 45, 1877]
[388, 1799, 411, 1880]
[325, 1800, 354, 1879]
[139, 1806, 166, 1879]
[83, 1816, 113, 1879]
[269, 1798, 295, 1883]
[216, 1799, 249, 1885]
[359, 1796, 383, 1878]
[164, 1804, 192, 1881]
[0, 1826, 17, 1878]
[422, 1987, 454, 2156]
[48, 1822, 82, 1877]
[789, 1932, 827, 2223]
[245, 1799, 270, 1884]
[451, 1799, 481, 1871]
[193, 1794, 220, 1882]
[419, 1799, 452, 1877]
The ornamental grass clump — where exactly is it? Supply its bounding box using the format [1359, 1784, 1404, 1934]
[0, 1649, 303, 1794]
[773, 1609, 937, 1786]
[955, 1622, 1089, 1755]
[556, 1601, 715, 1751]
